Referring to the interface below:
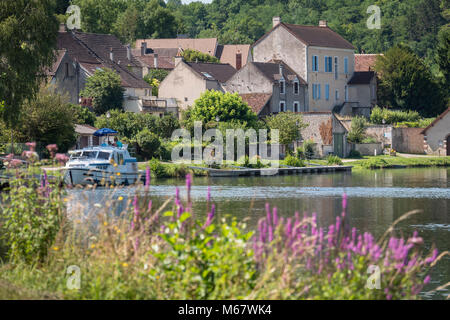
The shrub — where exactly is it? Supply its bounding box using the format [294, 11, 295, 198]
[148, 158, 166, 178]
[70, 104, 96, 126]
[295, 146, 305, 160]
[361, 157, 391, 169]
[370, 106, 421, 125]
[348, 150, 363, 159]
[284, 155, 305, 167]
[347, 116, 367, 143]
[303, 140, 315, 159]
[136, 129, 161, 160]
[327, 155, 343, 166]
[362, 136, 377, 144]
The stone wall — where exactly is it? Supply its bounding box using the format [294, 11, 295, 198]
[392, 128, 424, 154]
[353, 143, 383, 156]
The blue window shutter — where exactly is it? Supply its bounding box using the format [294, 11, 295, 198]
[318, 84, 321, 99]
[325, 84, 329, 100]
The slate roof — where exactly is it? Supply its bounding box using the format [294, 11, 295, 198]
[348, 71, 375, 85]
[253, 23, 355, 50]
[240, 93, 272, 115]
[57, 30, 150, 89]
[252, 61, 307, 84]
[355, 54, 381, 72]
[185, 62, 236, 83]
[136, 38, 218, 57]
[46, 50, 67, 77]
[135, 54, 175, 70]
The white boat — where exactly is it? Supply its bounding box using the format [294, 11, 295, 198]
[64, 146, 139, 186]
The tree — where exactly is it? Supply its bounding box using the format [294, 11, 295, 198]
[181, 49, 220, 63]
[141, 0, 178, 38]
[144, 69, 169, 96]
[436, 26, 450, 92]
[374, 46, 445, 117]
[18, 86, 77, 153]
[189, 90, 258, 127]
[265, 112, 307, 148]
[0, 0, 59, 129]
[70, 104, 97, 126]
[135, 128, 161, 160]
[347, 116, 367, 144]
[81, 68, 124, 115]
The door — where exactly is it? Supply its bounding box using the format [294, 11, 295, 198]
[334, 133, 344, 158]
[447, 135, 450, 156]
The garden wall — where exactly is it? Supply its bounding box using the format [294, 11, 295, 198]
[392, 128, 424, 154]
[353, 143, 383, 156]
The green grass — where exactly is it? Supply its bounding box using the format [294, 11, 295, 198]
[351, 156, 450, 170]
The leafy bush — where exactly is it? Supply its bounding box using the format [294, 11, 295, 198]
[265, 112, 307, 147]
[136, 129, 161, 160]
[181, 49, 220, 63]
[70, 104, 96, 126]
[295, 146, 305, 160]
[303, 139, 315, 159]
[362, 136, 378, 144]
[395, 118, 435, 128]
[1, 170, 65, 263]
[348, 150, 363, 159]
[284, 155, 305, 167]
[327, 155, 343, 166]
[370, 106, 421, 125]
[347, 116, 367, 144]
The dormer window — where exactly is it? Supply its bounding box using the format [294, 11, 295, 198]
[279, 79, 285, 94]
[294, 80, 299, 95]
[279, 100, 286, 112]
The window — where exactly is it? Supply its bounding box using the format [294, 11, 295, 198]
[184, 97, 188, 102]
[334, 57, 338, 79]
[280, 80, 285, 94]
[345, 85, 349, 101]
[294, 101, 300, 112]
[279, 101, 286, 112]
[118, 152, 124, 165]
[335, 89, 339, 101]
[294, 81, 299, 95]
[324, 56, 332, 73]
[325, 84, 330, 101]
[97, 152, 111, 160]
[344, 57, 349, 74]
[312, 55, 319, 72]
[312, 84, 321, 100]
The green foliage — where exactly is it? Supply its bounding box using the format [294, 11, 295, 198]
[348, 150, 362, 159]
[80, 68, 124, 115]
[327, 155, 343, 166]
[147, 158, 191, 178]
[302, 140, 315, 160]
[347, 116, 367, 144]
[181, 49, 220, 63]
[370, 106, 421, 125]
[284, 155, 305, 167]
[1, 171, 65, 263]
[189, 90, 258, 128]
[135, 129, 161, 161]
[144, 69, 170, 96]
[70, 104, 96, 126]
[0, 0, 59, 127]
[265, 112, 307, 147]
[375, 46, 445, 117]
[362, 137, 377, 144]
[436, 26, 450, 92]
[361, 158, 390, 169]
[16, 87, 76, 153]
[395, 119, 435, 128]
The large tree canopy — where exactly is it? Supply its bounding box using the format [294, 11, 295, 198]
[0, 0, 59, 127]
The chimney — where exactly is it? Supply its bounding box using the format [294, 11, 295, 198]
[140, 42, 147, 56]
[126, 44, 132, 61]
[174, 56, 183, 66]
[110, 47, 114, 62]
[319, 20, 328, 27]
[273, 16, 281, 28]
[59, 23, 67, 33]
[236, 52, 242, 70]
[154, 53, 159, 69]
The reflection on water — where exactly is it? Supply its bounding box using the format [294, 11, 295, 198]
[68, 167, 450, 299]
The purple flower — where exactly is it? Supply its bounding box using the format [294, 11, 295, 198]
[207, 186, 211, 202]
[145, 166, 151, 188]
[425, 249, 438, 264]
[424, 275, 431, 284]
[342, 193, 348, 211]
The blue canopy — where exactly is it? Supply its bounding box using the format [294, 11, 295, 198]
[93, 128, 118, 137]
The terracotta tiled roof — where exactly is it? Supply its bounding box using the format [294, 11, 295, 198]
[253, 23, 355, 50]
[240, 93, 272, 115]
[348, 71, 375, 85]
[75, 124, 98, 135]
[216, 44, 250, 69]
[421, 107, 450, 134]
[355, 54, 381, 72]
[252, 61, 307, 85]
[57, 31, 150, 89]
[185, 62, 237, 83]
[136, 38, 218, 57]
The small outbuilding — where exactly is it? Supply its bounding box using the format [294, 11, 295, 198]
[75, 124, 100, 149]
[421, 107, 450, 156]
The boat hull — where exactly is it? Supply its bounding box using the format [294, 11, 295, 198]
[65, 167, 139, 186]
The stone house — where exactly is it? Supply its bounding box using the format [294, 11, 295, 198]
[134, 39, 251, 74]
[52, 25, 175, 116]
[299, 112, 349, 158]
[158, 58, 236, 111]
[251, 17, 377, 116]
[421, 107, 450, 156]
[74, 124, 99, 149]
[224, 60, 307, 115]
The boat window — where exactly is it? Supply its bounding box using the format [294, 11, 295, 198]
[82, 151, 98, 159]
[97, 152, 111, 160]
[70, 152, 83, 160]
[118, 152, 124, 165]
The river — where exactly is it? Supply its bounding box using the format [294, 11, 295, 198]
[68, 167, 450, 299]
